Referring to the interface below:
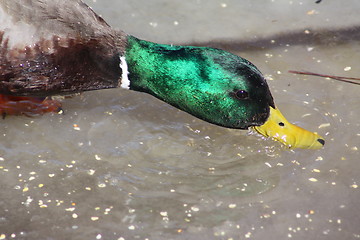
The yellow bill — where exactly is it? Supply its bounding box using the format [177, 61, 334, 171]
[254, 107, 325, 149]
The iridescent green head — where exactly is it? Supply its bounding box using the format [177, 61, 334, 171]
[124, 36, 274, 129]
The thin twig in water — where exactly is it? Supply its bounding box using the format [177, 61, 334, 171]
[289, 70, 360, 85]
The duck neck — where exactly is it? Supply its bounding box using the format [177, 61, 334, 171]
[121, 35, 206, 113]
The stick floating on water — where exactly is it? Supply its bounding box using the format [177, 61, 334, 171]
[289, 70, 360, 85]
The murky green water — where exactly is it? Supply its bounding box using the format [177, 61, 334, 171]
[0, 0, 359, 239]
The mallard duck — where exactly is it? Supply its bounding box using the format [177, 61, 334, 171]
[0, 0, 324, 149]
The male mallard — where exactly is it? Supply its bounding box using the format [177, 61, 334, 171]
[0, 0, 324, 149]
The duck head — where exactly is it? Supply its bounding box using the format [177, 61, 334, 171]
[124, 36, 324, 149]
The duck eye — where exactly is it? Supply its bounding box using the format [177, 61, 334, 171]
[235, 90, 249, 99]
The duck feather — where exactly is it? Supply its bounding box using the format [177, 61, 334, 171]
[0, 0, 127, 96]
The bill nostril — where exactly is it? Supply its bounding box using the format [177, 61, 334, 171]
[317, 138, 325, 146]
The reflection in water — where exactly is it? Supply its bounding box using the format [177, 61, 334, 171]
[191, 26, 360, 52]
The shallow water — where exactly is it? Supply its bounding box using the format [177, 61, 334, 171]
[1, 0, 360, 239]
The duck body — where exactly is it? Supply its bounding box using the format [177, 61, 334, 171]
[0, 0, 324, 148]
[0, 0, 125, 96]
[0, 0, 273, 129]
